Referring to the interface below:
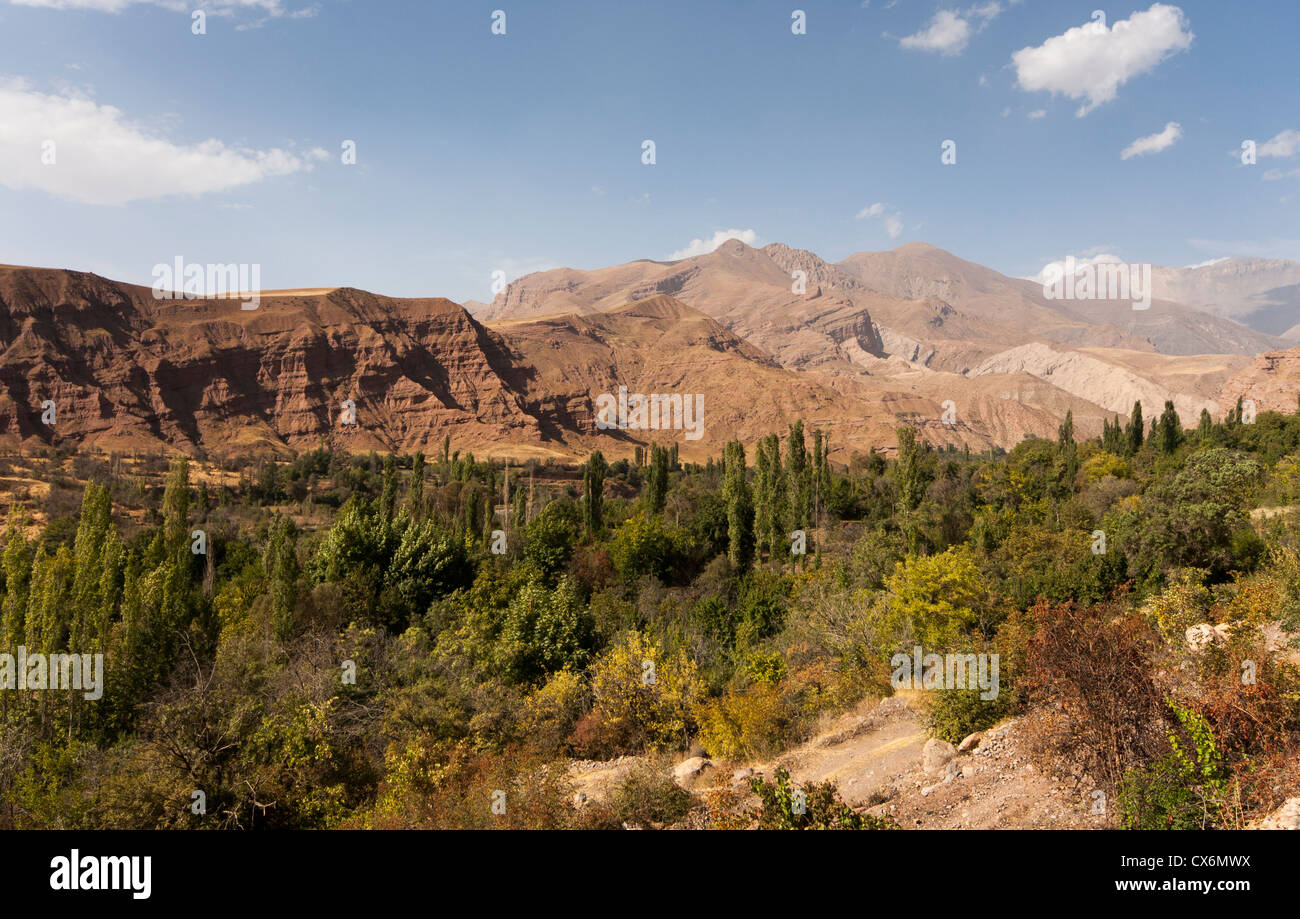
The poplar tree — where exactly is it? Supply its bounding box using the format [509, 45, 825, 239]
[1158, 400, 1183, 454]
[1125, 401, 1144, 455]
[786, 420, 810, 533]
[753, 438, 772, 558]
[1198, 408, 1214, 440]
[722, 441, 753, 569]
[765, 434, 787, 561]
[407, 452, 426, 518]
[896, 426, 925, 553]
[645, 445, 669, 514]
[582, 450, 608, 537]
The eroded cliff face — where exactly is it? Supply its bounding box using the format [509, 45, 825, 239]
[0, 266, 552, 458]
[1221, 347, 1300, 416]
[0, 262, 1272, 464]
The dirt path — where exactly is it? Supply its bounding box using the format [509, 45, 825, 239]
[753, 692, 1105, 829]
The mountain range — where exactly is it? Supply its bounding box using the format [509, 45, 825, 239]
[2, 240, 1297, 462]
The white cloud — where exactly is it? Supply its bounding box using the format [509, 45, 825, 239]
[0, 84, 327, 205]
[1183, 257, 1229, 269]
[1121, 121, 1182, 159]
[1027, 109, 1046, 120]
[1262, 167, 1300, 182]
[898, 3, 1002, 56]
[1259, 129, 1300, 159]
[668, 229, 759, 260]
[1025, 251, 1125, 284]
[856, 202, 904, 239]
[1011, 3, 1193, 117]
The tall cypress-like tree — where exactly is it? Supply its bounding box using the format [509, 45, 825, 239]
[1158, 400, 1183, 454]
[1057, 410, 1078, 482]
[407, 452, 426, 518]
[764, 434, 787, 562]
[1057, 410, 1075, 447]
[1198, 408, 1214, 440]
[645, 445, 669, 514]
[722, 441, 753, 569]
[817, 430, 832, 525]
[786, 420, 810, 534]
[582, 450, 608, 537]
[753, 439, 772, 558]
[1102, 415, 1125, 454]
[1125, 401, 1144, 455]
[896, 426, 925, 553]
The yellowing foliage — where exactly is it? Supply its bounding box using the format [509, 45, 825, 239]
[589, 630, 700, 751]
[884, 545, 991, 647]
[696, 682, 786, 761]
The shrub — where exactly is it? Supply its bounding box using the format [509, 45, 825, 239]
[696, 683, 790, 761]
[1116, 701, 1227, 830]
[923, 684, 1013, 744]
[518, 670, 589, 756]
[575, 630, 701, 755]
[1023, 600, 1170, 789]
[749, 766, 896, 830]
[606, 762, 694, 828]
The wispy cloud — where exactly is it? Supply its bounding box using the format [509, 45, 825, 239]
[1259, 128, 1300, 159]
[856, 202, 904, 239]
[896, 3, 1003, 56]
[1121, 121, 1182, 159]
[9, 0, 318, 20]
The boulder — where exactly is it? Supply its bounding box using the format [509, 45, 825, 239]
[1185, 622, 1232, 651]
[922, 738, 957, 774]
[672, 756, 716, 790]
[958, 731, 983, 753]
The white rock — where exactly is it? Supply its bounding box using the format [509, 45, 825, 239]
[922, 738, 958, 774]
[1186, 622, 1226, 651]
[672, 756, 715, 789]
[1253, 797, 1300, 830]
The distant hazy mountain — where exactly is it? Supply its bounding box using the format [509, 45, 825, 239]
[1151, 258, 1300, 340]
[836, 243, 1284, 357]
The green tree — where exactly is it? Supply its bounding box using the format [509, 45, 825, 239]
[753, 438, 773, 559]
[1157, 400, 1183, 454]
[895, 426, 926, 553]
[645, 445, 669, 514]
[582, 450, 608, 537]
[786, 420, 810, 534]
[1125, 401, 1144, 455]
[765, 434, 787, 563]
[265, 515, 300, 641]
[723, 441, 754, 569]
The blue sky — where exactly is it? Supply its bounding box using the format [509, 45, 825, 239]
[0, 0, 1297, 303]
